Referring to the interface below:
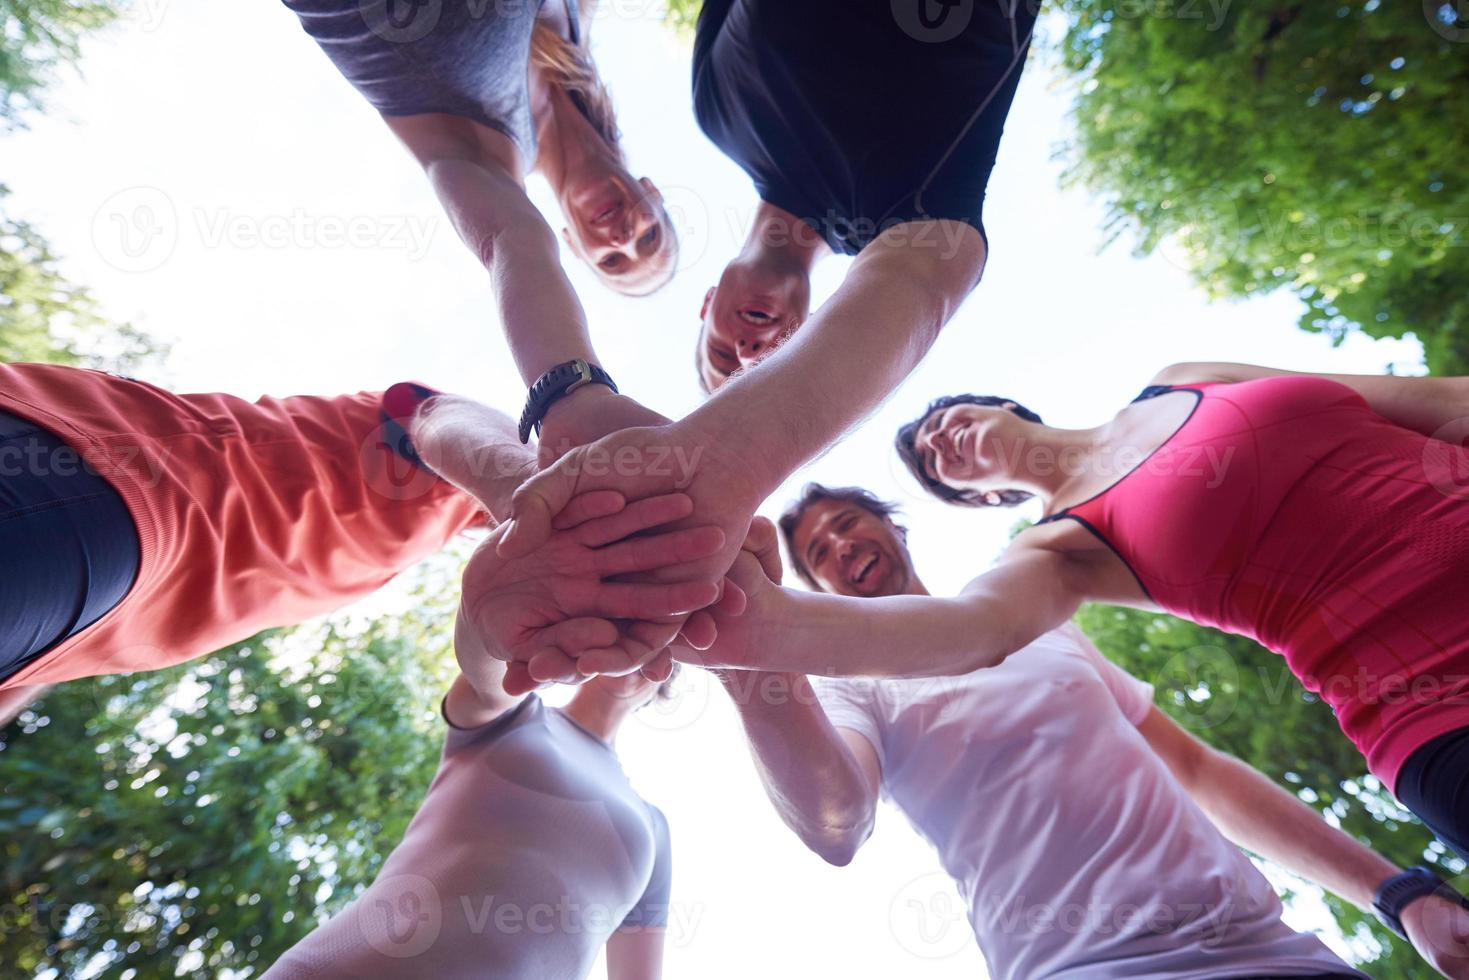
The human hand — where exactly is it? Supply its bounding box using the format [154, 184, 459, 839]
[455, 490, 726, 699]
[496, 417, 766, 681]
[1403, 889, 1469, 979]
[676, 517, 788, 675]
[536, 386, 671, 466]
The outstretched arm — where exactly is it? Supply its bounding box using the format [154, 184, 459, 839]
[695, 221, 988, 498]
[700, 543, 1088, 680]
[409, 393, 535, 521]
[387, 118, 668, 450]
[1152, 361, 1469, 438]
[1141, 708, 1469, 978]
[605, 928, 665, 980]
[710, 522, 879, 865]
[721, 671, 880, 866]
[492, 222, 985, 677]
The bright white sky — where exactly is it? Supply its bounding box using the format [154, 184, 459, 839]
[4, 1, 1424, 977]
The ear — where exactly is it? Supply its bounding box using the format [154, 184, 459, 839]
[700, 286, 716, 321]
[639, 176, 663, 204]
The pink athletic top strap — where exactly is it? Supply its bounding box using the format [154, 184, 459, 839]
[1039, 375, 1469, 791]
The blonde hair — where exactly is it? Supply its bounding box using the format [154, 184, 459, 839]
[529, 15, 623, 158]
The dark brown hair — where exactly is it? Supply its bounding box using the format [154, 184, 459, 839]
[777, 483, 907, 591]
[895, 394, 1045, 508]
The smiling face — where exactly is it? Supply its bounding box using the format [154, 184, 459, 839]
[911, 402, 1029, 502]
[789, 498, 916, 598]
[696, 259, 812, 391]
[561, 173, 677, 295]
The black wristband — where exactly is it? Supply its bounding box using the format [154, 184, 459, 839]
[518, 359, 618, 444]
[1373, 866, 1469, 939]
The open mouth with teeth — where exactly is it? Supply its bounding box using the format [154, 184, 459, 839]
[849, 551, 880, 587]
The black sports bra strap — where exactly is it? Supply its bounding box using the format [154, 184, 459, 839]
[1132, 384, 1175, 404]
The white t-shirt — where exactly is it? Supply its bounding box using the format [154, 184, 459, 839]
[814, 625, 1362, 980]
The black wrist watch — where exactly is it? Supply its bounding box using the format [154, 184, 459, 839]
[518, 358, 618, 444]
[1373, 866, 1469, 939]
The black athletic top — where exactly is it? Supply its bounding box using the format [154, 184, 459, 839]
[692, 0, 1038, 255]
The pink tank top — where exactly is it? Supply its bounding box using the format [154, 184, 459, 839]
[1044, 376, 1469, 790]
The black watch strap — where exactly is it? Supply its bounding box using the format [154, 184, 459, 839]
[1373, 866, 1468, 939]
[518, 358, 618, 444]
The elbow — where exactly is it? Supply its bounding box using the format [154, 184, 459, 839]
[802, 803, 876, 867]
[807, 822, 872, 867]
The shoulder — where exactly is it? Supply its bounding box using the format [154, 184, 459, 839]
[1147, 361, 1274, 388]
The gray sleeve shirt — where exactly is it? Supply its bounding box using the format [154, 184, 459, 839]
[263, 695, 671, 979]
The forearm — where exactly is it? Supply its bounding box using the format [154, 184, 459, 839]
[424, 157, 601, 383]
[1189, 750, 1398, 908]
[730, 556, 1077, 679]
[410, 395, 534, 520]
[697, 224, 984, 495]
[755, 591, 1010, 678]
[719, 672, 873, 863]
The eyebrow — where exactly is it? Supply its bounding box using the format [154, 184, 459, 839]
[805, 508, 856, 566]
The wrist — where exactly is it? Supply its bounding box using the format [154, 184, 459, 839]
[537, 383, 618, 454]
[682, 393, 790, 499]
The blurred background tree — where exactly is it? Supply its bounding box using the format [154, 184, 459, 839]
[0, 0, 119, 127]
[0, 571, 464, 978]
[1051, 0, 1469, 374]
[0, 183, 160, 370]
[661, 0, 701, 33]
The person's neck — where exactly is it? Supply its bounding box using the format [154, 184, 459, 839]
[536, 85, 617, 192]
[1007, 425, 1112, 510]
[741, 200, 827, 278]
[560, 689, 634, 746]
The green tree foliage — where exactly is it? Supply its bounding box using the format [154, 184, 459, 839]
[1076, 602, 1464, 979]
[0, 583, 463, 978]
[0, 0, 120, 128]
[1053, 1, 1469, 373]
[0, 185, 159, 370]
[662, 0, 701, 33]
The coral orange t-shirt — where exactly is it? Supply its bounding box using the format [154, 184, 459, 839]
[0, 364, 484, 688]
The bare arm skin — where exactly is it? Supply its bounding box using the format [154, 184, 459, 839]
[702, 541, 1093, 679]
[1139, 707, 1469, 978]
[604, 927, 666, 980]
[721, 671, 881, 866]
[493, 222, 987, 677]
[713, 522, 879, 865]
[385, 115, 664, 450]
[1139, 706, 1399, 909]
[1152, 361, 1469, 438]
[704, 222, 988, 494]
[408, 393, 534, 521]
